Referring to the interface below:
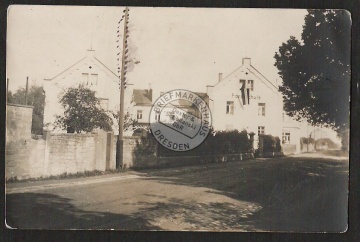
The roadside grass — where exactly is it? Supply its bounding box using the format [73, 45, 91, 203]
[319, 149, 348, 157]
[6, 169, 126, 183]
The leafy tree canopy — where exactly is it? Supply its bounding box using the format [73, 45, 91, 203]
[112, 110, 138, 133]
[54, 84, 113, 133]
[274, 10, 351, 133]
[8, 85, 45, 135]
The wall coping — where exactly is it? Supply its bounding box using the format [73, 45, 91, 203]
[51, 133, 97, 137]
[7, 103, 34, 109]
[123, 136, 151, 139]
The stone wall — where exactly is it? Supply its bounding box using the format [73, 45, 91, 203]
[6, 104, 33, 143]
[301, 143, 315, 153]
[6, 126, 257, 179]
[121, 136, 254, 169]
[47, 134, 97, 176]
[6, 139, 46, 180]
[5, 130, 115, 180]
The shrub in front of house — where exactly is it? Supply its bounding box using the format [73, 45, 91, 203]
[300, 137, 315, 151]
[260, 134, 282, 153]
[157, 129, 253, 157]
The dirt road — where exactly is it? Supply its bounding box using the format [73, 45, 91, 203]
[6, 154, 348, 232]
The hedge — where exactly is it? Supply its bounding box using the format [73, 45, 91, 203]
[157, 129, 253, 157]
[259, 134, 282, 153]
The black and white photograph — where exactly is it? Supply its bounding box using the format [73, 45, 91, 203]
[5, 6, 350, 232]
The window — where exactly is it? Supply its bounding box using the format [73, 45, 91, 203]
[248, 80, 254, 91]
[258, 126, 265, 135]
[137, 110, 143, 120]
[90, 74, 98, 86]
[226, 101, 234, 114]
[258, 103, 265, 116]
[82, 73, 97, 86]
[282, 132, 291, 144]
[82, 73, 89, 85]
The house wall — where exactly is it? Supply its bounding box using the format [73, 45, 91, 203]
[132, 105, 152, 124]
[281, 128, 301, 154]
[207, 62, 282, 139]
[6, 104, 33, 143]
[43, 50, 133, 134]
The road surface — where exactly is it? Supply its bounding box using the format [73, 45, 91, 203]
[6, 153, 348, 232]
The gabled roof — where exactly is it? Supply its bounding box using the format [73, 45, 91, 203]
[176, 92, 209, 107]
[212, 59, 279, 94]
[194, 92, 208, 99]
[133, 89, 153, 105]
[44, 50, 119, 83]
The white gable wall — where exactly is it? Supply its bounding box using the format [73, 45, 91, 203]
[43, 50, 129, 133]
[131, 105, 152, 124]
[208, 60, 282, 138]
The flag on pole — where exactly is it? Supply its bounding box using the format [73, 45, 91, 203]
[240, 82, 246, 105]
[247, 88, 250, 105]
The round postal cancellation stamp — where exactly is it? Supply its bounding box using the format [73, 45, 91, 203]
[149, 89, 212, 151]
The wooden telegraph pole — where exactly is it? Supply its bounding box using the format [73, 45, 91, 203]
[25, 76, 29, 105]
[116, 7, 129, 169]
[6, 78, 9, 103]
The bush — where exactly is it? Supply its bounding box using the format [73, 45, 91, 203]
[301, 137, 315, 145]
[133, 135, 157, 159]
[157, 129, 253, 157]
[300, 137, 315, 151]
[259, 134, 282, 153]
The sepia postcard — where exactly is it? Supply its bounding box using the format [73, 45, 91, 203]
[5, 6, 350, 232]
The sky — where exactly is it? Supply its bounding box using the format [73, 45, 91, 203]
[6, 6, 307, 94]
[6, 6, 342, 143]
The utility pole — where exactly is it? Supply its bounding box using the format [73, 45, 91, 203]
[116, 7, 129, 169]
[6, 78, 9, 103]
[25, 76, 29, 105]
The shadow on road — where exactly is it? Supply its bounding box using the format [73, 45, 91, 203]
[5, 155, 348, 231]
[126, 197, 261, 231]
[135, 156, 348, 232]
[6, 192, 161, 230]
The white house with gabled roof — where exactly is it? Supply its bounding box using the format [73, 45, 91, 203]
[207, 57, 300, 153]
[43, 49, 133, 133]
[207, 58, 283, 136]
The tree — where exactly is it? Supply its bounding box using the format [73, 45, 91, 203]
[54, 84, 113, 133]
[112, 110, 139, 136]
[7, 85, 45, 135]
[274, 10, 351, 140]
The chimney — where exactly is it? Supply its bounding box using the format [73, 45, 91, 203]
[218, 73, 223, 83]
[148, 83, 153, 101]
[242, 57, 251, 65]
